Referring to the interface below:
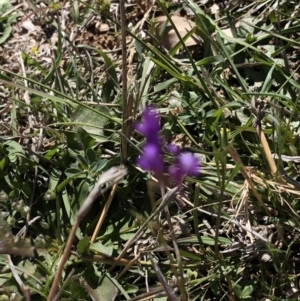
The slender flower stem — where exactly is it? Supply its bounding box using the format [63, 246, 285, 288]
[159, 184, 187, 301]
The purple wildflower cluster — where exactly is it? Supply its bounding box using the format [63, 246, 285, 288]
[135, 106, 200, 185]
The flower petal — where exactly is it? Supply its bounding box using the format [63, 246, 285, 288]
[178, 152, 200, 176]
[135, 106, 161, 144]
[166, 143, 179, 155]
[168, 164, 184, 184]
[137, 144, 164, 174]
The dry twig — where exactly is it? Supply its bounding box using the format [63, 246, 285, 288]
[47, 166, 127, 301]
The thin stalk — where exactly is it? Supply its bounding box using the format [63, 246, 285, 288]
[160, 184, 187, 301]
[120, 0, 129, 161]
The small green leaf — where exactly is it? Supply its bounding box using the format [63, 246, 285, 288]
[76, 154, 89, 170]
[240, 285, 254, 298]
[92, 159, 108, 174]
[5, 140, 25, 154]
[84, 274, 118, 301]
[176, 235, 232, 246]
[211, 282, 221, 295]
[86, 148, 97, 165]
[0, 24, 12, 44]
[0, 0, 18, 44]
[21, 184, 31, 197]
[90, 241, 113, 256]
[268, 10, 277, 24]
[77, 127, 96, 151]
[65, 167, 85, 178]
[0, 158, 6, 170]
[266, 113, 279, 126]
[123, 283, 139, 294]
[44, 147, 58, 160]
[72, 105, 110, 142]
[77, 236, 90, 254]
[232, 283, 243, 297]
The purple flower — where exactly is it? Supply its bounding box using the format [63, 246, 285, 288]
[178, 152, 200, 176]
[166, 143, 179, 155]
[168, 164, 184, 184]
[135, 106, 200, 183]
[135, 106, 164, 176]
[135, 106, 161, 145]
[137, 144, 164, 174]
[169, 152, 200, 185]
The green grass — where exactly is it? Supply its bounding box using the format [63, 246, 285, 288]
[1, 0, 300, 300]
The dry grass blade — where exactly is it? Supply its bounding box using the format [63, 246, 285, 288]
[120, 0, 131, 162]
[115, 253, 141, 280]
[251, 174, 293, 192]
[149, 255, 179, 301]
[7, 254, 31, 301]
[47, 167, 127, 301]
[228, 145, 270, 212]
[273, 154, 300, 163]
[126, 284, 178, 301]
[52, 269, 75, 301]
[77, 167, 127, 218]
[196, 206, 269, 242]
[250, 96, 284, 183]
[161, 185, 187, 300]
[91, 183, 117, 243]
[255, 125, 283, 181]
[109, 187, 178, 272]
[235, 181, 254, 243]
